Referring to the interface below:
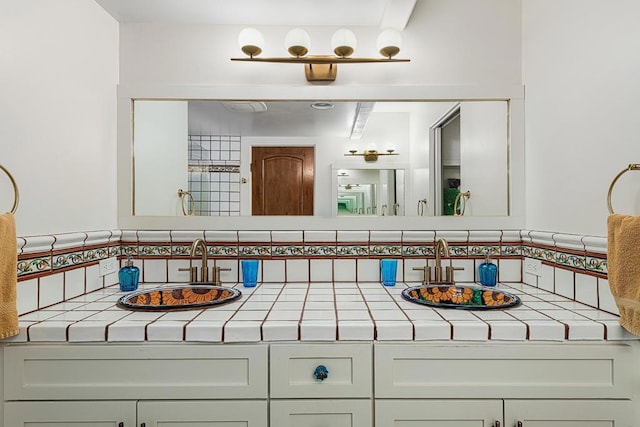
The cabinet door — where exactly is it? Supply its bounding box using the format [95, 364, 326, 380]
[505, 400, 634, 426]
[138, 400, 267, 427]
[4, 401, 136, 426]
[376, 399, 502, 427]
[271, 399, 371, 427]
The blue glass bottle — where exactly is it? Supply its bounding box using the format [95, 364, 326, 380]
[118, 256, 140, 292]
[478, 255, 497, 287]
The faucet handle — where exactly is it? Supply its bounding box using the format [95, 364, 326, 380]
[412, 266, 432, 285]
[211, 266, 231, 286]
[445, 265, 464, 284]
[179, 266, 198, 282]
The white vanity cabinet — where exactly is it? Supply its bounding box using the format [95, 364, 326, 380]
[375, 399, 633, 426]
[504, 400, 634, 426]
[4, 400, 268, 427]
[4, 401, 137, 426]
[2, 341, 638, 427]
[269, 343, 372, 427]
[374, 343, 637, 427]
[3, 343, 269, 427]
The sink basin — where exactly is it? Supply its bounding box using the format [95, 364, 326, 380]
[117, 284, 241, 311]
[402, 284, 521, 310]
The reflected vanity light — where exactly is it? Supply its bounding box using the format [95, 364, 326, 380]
[344, 149, 399, 162]
[231, 27, 409, 82]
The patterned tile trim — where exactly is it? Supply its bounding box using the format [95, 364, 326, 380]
[15, 230, 609, 282]
[17, 256, 51, 277]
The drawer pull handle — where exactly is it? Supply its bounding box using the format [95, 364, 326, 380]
[516, 422, 523, 427]
[494, 422, 500, 427]
[313, 364, 329, 381]
[118, 423, 123, 427]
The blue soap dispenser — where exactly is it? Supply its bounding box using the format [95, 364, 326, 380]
[118, 255, 140, 292]
[478, 255, 497, 287]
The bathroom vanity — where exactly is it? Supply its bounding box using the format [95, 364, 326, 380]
[2, 341, 636, 426]
[2, 281, 639, 426]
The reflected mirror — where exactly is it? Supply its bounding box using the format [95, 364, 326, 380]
[335, 168, 405, 216]
[132, 99, 509, 217]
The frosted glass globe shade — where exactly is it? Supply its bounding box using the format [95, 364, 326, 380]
[285, 28, 311, 57]
[331, 28, 357, 57]
[238, 28, 264, 57]
[377, 29, 402, 58]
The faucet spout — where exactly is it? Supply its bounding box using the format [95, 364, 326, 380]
[434, 238, 450, 282]
[189, 239, 208, 283]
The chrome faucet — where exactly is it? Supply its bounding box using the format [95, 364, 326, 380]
[189, 239, 209, 283]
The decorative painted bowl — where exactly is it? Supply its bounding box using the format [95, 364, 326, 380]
[402, 284, 521, 310]
[117, 284, 241, 311]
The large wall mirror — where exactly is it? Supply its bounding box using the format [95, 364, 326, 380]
[118, 85, 524, 230]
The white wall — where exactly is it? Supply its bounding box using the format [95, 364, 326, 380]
[0, 0, 119, 236]
[119, 0, 522, 86]
[523, 0, 640, 236]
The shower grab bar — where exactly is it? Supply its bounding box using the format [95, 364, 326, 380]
[0, 164, 19, 214]
[607, 164, 640, 214]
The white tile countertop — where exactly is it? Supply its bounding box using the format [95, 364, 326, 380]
[8, 282, 638, 343]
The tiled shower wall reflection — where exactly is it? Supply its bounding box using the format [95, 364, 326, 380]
[15, 229, 615, 316]
[188, 135, 241, 216]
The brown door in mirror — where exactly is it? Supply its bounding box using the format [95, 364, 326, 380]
[251, 146, 314, 215]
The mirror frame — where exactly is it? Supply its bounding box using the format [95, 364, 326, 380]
[117, 84, 524, 231]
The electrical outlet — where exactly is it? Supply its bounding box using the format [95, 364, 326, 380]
[99, 256, 119, 277]
[524, 257, 542, 277]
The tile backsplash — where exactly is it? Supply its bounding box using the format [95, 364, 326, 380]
[14, 229, 613, 316]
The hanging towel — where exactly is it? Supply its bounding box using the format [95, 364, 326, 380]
[0, 212, 18, 339]
[607, 214, 640, 336]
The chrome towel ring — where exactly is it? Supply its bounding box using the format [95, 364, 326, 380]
[607, 164, 640, 214]
[0, 164, 19, 214]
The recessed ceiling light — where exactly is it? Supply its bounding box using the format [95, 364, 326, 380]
[310, 102, 334, 110]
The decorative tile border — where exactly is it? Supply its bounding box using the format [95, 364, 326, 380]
[16, 229, 609, 282]
[17, 256, 52, 277]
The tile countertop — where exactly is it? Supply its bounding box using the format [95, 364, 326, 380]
[8, 282, 638, 343]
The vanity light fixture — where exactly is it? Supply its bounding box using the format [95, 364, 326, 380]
[232, 27, 409, 82]
[344, 148, 399, 162]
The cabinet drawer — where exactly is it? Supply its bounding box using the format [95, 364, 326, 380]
[270, 343, 372, 398]
[375, 343, 634, 399]
[271, 399, 371, 427]
[4, 343, 268, 400]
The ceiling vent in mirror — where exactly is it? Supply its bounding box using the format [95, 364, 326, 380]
[222, 101, 268, 113]
[350, 102, 375, 139]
